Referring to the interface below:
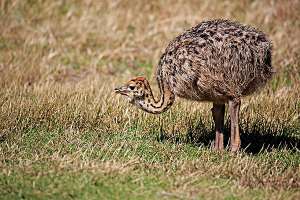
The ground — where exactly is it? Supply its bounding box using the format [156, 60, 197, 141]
[0, 0, 299, 199]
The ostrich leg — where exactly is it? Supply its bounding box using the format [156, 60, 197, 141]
[211, 103, 225, 150]
[229, 99, 241, 152]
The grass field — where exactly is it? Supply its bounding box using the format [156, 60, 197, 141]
[0, 0, 300, 199]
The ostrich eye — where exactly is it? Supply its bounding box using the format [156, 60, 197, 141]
[129, 85, 135, 90]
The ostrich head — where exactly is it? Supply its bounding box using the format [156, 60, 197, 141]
[115, 76, 175, 114]
[114, 77, 149, 105]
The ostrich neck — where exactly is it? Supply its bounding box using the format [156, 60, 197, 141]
[137, 77, 175, 114]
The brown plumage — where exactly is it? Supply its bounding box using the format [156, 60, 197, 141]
[115, 19, 273, 152]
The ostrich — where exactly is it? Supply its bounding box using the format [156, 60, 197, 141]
[115, 19, 273, 152]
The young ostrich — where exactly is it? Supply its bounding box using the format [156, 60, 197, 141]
[115, 19, 273, 152]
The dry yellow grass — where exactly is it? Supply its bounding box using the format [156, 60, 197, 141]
[0, 0, 299, 199]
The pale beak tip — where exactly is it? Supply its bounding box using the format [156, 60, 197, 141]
[115, 86, 124, 94]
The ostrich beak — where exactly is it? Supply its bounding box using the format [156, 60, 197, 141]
[114, 86, 128, 96]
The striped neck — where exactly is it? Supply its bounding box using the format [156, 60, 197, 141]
[135, 77, 175, 114]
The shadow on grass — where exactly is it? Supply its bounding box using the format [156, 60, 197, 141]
[156, 118, 300, 154]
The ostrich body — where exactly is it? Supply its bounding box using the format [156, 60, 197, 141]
[115, 19, 273, 152]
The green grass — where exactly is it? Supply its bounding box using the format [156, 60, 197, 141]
[1, 125, 299, 199]
[3, 169, 297, 200]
